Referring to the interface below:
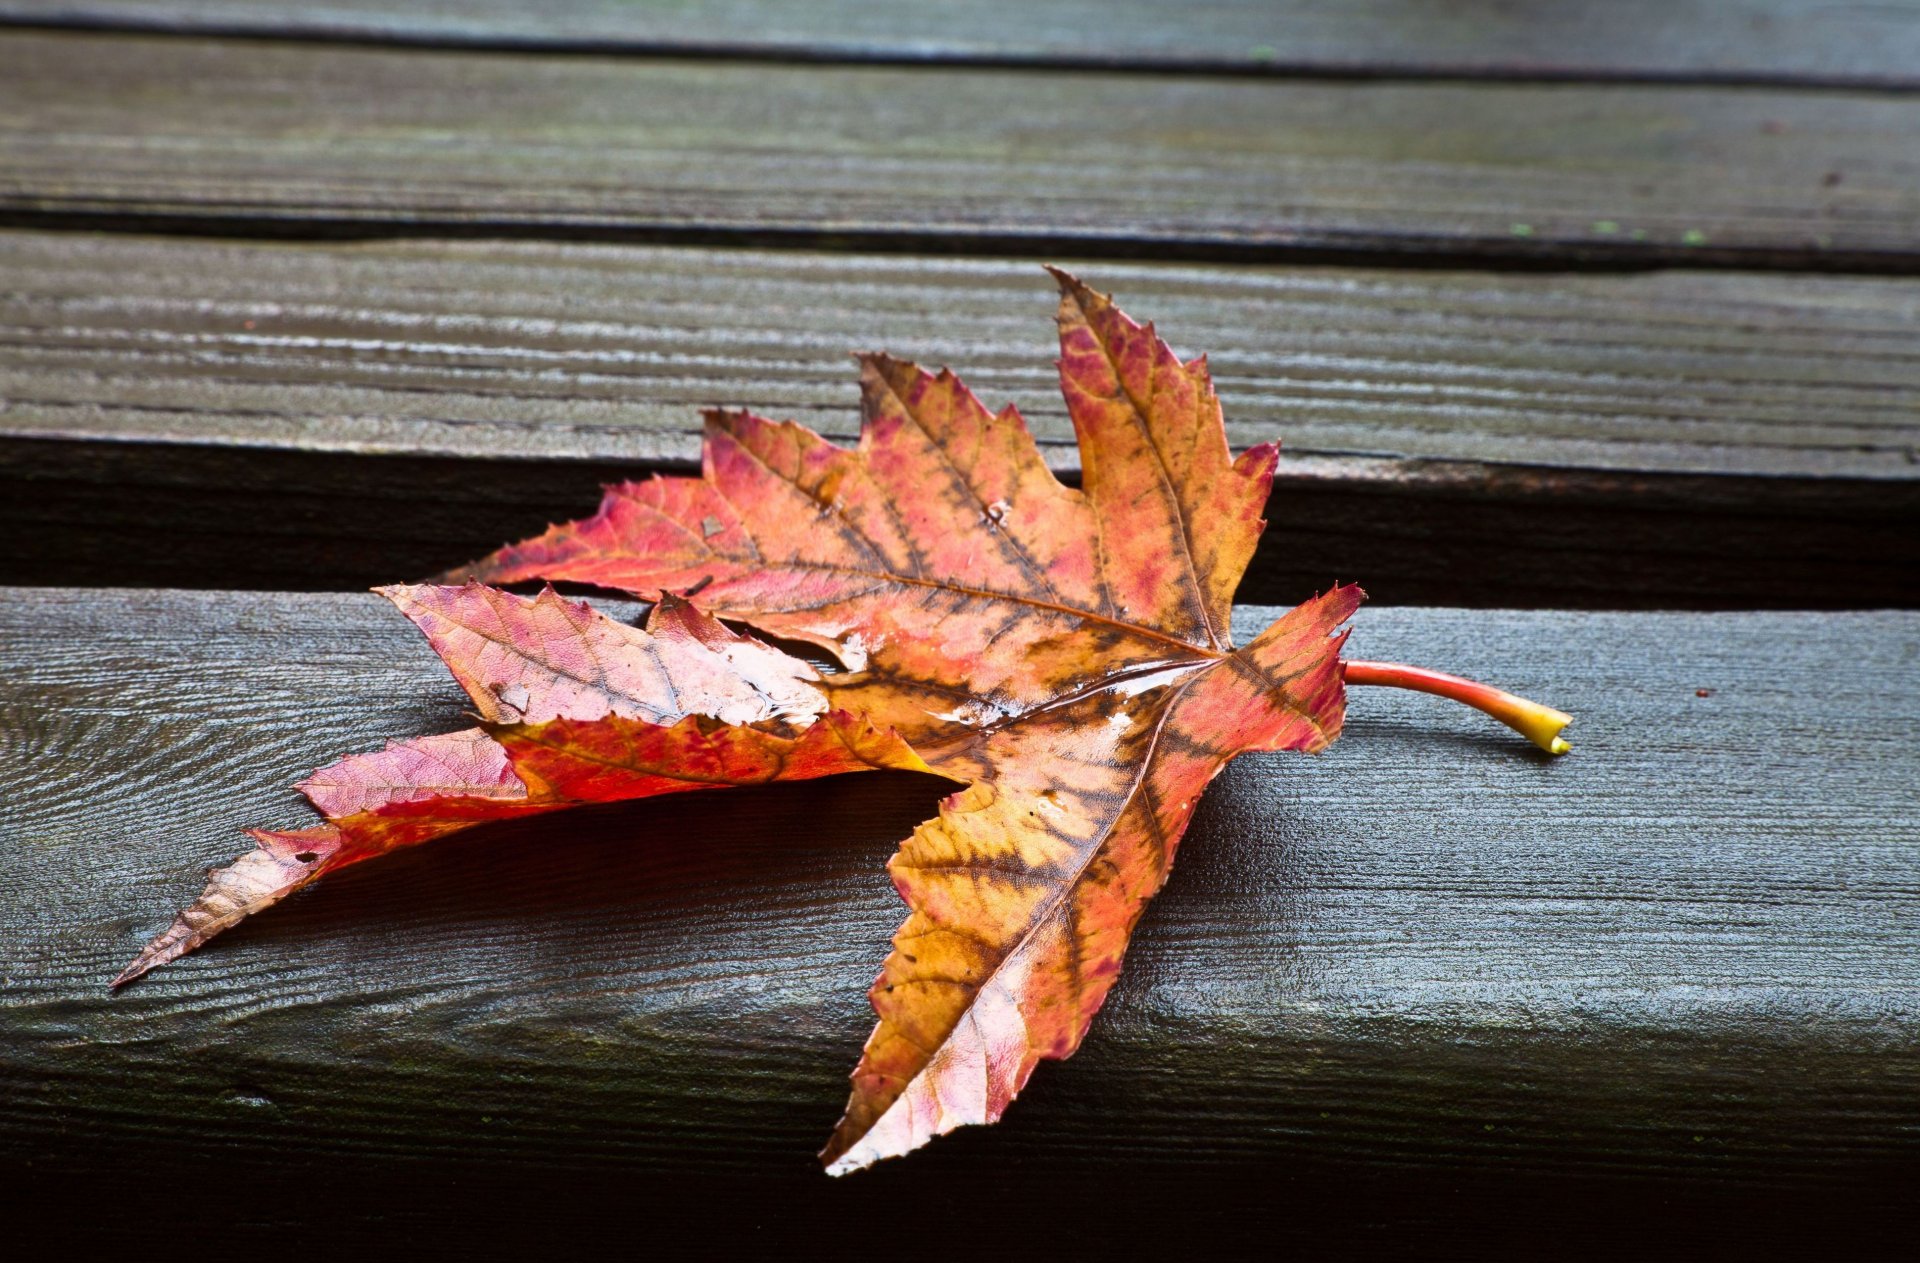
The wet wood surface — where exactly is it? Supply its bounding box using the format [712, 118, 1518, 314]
[5, 0, 1920, 87]
[2, 589, 1915, 1248]
[2, 31, 1918, 269]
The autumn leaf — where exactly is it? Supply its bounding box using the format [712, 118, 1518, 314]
[120, 267, 1570, 1175]
[446, 269, 1368, 1172]
[114, 584, 926, 987]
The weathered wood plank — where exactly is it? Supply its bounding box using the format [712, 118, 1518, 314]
[2, 32, 1918, 268]
[2, 590, 1915, 1245]
[4, 0, 1920, 88]
[9, 233, 1917, 478]
[4, 232, 1915, 605]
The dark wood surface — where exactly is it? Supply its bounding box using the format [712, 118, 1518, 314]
[4, 1, 1917, 1247]
[3, 31, 1919, 270]
[5, 232, 1915, 606]
[5, 0, 1920, 87]
[3, 589, 1915, 1248]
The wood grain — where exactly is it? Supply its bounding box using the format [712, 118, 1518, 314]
[5, 232, 1916, 605]
[9, 232, 1917, 478]
[4, 0, 1920, 88]
[2, 589, 1914, 1246]
[3, 31, 1919, 268]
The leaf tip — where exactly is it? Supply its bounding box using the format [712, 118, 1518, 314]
[1045, 264, 1099, 309]
[820, 1151, 867, 1178]
[371, 581, 420, 610]
[110, 910, 201, 990]
[108, 957, 153, 991]
[1236, 439, 1281, 477]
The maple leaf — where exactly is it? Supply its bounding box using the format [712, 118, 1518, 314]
[120, 267, 1570, 1174]
[114, 584, 925, 987]
[444, 269, 1372, 1172]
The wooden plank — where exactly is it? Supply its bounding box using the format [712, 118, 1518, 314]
[10, 233, 1915, 478]
[2, 32, 1918, 269]
[4, 0, 1920, 88]
[2, 589, 1915, 1248]
[4, 232, 1915, 606]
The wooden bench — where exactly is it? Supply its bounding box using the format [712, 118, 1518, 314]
[2, 1, 1915, 1251]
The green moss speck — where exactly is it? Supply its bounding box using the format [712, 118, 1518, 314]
[1682, 229, 1709, 246]
[1509, 223, 1535, 238]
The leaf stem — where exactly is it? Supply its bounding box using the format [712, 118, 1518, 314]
[1342, 660, 1572, 755]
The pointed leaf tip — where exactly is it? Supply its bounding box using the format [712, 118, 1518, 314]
[113, 827, 341, 989]
[1042, 262, 1082, 289]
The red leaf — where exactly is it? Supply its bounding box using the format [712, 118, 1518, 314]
[448, 270, 1362, 1171]
[116, 586, 925, 987]
[124, 268, 1569, 1176]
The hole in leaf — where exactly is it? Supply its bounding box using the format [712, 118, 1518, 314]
[294, 851, 320, 863]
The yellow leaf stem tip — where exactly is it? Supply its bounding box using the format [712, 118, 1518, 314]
[1342, 660, 1573, 755]
[1504, 696, 1574, 756]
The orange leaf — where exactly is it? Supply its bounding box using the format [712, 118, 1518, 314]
[449, 270, 1363, 1171]
[821, 587, 1356, 1173]
[125, 269, 1564, 1173]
